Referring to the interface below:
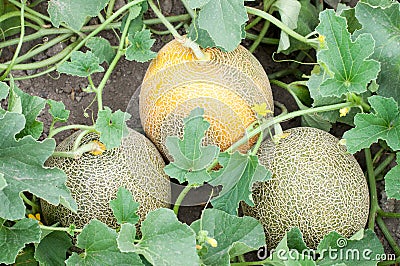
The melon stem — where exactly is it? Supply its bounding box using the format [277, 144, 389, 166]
[39, 224, 83, 233]
[173, 184, 195, 215]
[227, 101, 356, 153]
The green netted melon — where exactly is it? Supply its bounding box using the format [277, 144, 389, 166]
[40, 128, 171, 229]
[242, 127, 369, 248]
[139, 39, 273, 159]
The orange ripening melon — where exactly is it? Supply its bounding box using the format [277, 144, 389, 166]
[139, 39, 273, 159]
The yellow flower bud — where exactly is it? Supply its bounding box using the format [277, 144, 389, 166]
[206, 237, 218, 248]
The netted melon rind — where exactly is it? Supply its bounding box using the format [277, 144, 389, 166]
[139, 39, 273, 159]
[40, 128, 171, 229]
[242, 127, 369, 249]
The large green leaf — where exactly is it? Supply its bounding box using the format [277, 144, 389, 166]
[125, 29, 157, 63]
[315, 9, 380, 97]
[95, 107, 131, 150]
[86, 37, 116, 65]
[343, 96, 400, 153]
[0, 81, 9, 101]
[57, 51, 104, 77]
[188, 0, 248, 51]
[34, 231, 72, 265]
[0, 112, 77, 220]
[13, 85, 46, 140]
[109, 187, 140, 225]
[118, 208, 200, 265]
[190, 209, 265, 266]
[270, 0, 301, 53]
[355, 2, 400, 104]
[48, 0, 109, 30]
[0, 218, 41, 265]
[66, 219, 143, 265]
[385, 153, 400, 200]
[316, 229, 384, 266]
[164, 108, 220, 186]
[209, 151, 271, 215]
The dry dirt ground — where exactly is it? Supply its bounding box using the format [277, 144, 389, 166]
[1, 0, 399, 259]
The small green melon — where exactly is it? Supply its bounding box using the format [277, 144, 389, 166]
[242, 127, 369, 248]
[40, 128, 171, 228]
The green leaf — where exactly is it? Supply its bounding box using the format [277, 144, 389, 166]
[13, 85, 46, 140]
[270, 0, 301, 53]
[66, 219, 143, 265]
[0, 81, 9, 101]
[385, 153, 400, 200]
[164, 108, 219, 185]
[57, 51, 104, 77]
[316, 229, 384, 266]
[315, 9, 380, 97]
[110, 187, 140, 225]
[360, 0, 396, 8]
[47, 0, 109, 30]
[188, 0, 248, 51]
[47, 99, 70, 123]
[125, 29, 157, 63]
[0, 112, 77, 220]
[119, 208, 199, 265]
[355, 2, 400, 104]
[86, 37, 116, 65]
[209, 151, 271, 215]
[95, 107, 131, 150]
[117, 223, 137, 251]
[0, 218, 41, 265]
[7, 79, 22, 114]
[120, 2, 148, 35]
[266, 228, 316, 265]
[343, 95, 400, 153]
[190, 209, 265, 266]
[34, 231, 72, 265]
[280, 0, 320, 55]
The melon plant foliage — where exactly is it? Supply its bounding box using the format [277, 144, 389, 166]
[0, 0, 400, 265]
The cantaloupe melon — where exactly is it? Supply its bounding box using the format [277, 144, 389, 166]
[40, 128, 171, 229]
[242, 127, 369, 248]
[139, 39, 273, 159]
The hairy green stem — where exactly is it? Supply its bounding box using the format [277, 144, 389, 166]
[148, 0, 182, 39]
[73, 130, 93, 151]
[377, 210, 400, 219]
[245, 32, 279, 45]
[7, 33, 72, 65]
[52, 142, 102, 159]
[106, 0, 116, 18]
[0, 10, 44, 27]
[365, 148, 379, 230]
[173, 185, 195, 215]
[249, 19, 270, 53]
[0, 41, 78, 72]
[149, 21, 185, 35]
[374, 153, 396, 177]
[268, 69, 300, 80]
[373, 147, 385, 164]
[227, 101, 355, 153]
[376, 216, 400, 256]
[48, 124, 95, 138]
[20, 192, 39, 211]
[0, 1, 25, 81]
[246, 6, 318, 49]
[250, 130, 263, 156]
[40, 224, 83, 233]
